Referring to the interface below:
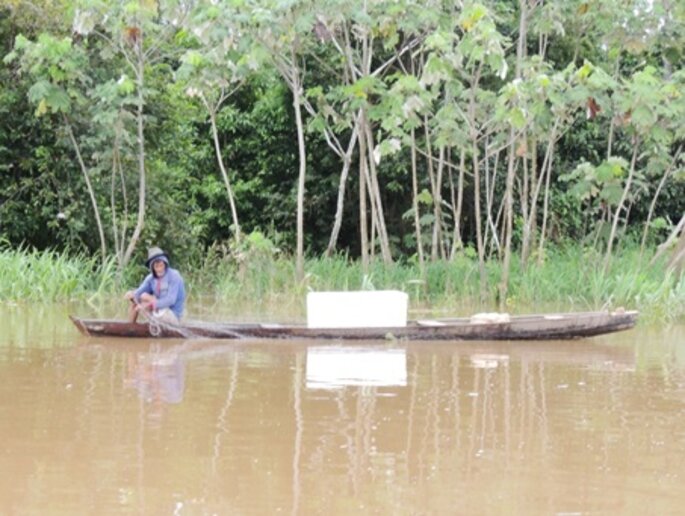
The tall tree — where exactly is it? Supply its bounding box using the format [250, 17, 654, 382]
[176, 1, 258, 246]
[72, 0, 190, 268]
[247, 0, 316, 280]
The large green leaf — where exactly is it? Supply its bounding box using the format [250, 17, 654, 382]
[602, 183, 624, 205]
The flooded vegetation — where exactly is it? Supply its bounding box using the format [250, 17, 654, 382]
[3, 246, 685, 324]
[2, 303, 685, 513]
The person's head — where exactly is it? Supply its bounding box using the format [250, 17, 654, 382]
[145, 247, 170, 277]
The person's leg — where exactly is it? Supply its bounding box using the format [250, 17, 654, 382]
[129, 293, 157, 323]
[151, 308, 179, 325]
[128, 299, 138, 323]
[140, 293, 156, 304]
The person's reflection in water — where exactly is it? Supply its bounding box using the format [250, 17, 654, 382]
[124, 343, 186, 418]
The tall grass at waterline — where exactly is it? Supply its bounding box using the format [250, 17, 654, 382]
[196, 254, 486, 313]
[508, 247, 683, 321]
[0, 248, 118, 302]
[3, 246, 683, 323]
[195, 246, 685, 322]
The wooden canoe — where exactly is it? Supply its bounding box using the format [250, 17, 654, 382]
[70, 310, 638, 341]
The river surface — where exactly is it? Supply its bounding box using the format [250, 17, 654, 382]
[1, 302, 685, 515]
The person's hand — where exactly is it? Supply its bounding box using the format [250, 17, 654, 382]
[124, 290, 135, 301]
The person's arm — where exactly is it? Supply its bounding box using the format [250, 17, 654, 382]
[154, 271, 183, 310]
[131, 275, 153, 303]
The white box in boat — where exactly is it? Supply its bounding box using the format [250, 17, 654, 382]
[306, 290, 408, 328]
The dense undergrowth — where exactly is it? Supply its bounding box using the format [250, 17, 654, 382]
[1, 246, 683, 323]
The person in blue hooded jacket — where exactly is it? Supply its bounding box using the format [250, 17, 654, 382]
[125, 247, 186, 324]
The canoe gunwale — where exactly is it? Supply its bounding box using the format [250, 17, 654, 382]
[69, 310, 638, 341]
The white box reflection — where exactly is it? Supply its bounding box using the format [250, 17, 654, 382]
[306, 347, 407, 389]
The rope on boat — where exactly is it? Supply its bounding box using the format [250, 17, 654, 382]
[141, 315, 249, 339]
[133, 300, 196, 339]
[149, 319, 162, 337]
[143, 312, 248, 340]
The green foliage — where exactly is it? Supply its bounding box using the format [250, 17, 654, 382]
[6, 33, 89, 116]
[0, 247, 118, 302]
[1, 0, 684, 274]
[561, 157, 629, 206]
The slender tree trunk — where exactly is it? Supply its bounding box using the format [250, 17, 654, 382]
[207, 106, 241, 245]
[604, 142, 639, 271]
[484, 144, 501, 255]
[262, 39, 309, 280]
[640, 145, 682, 254]
[467, 62, 486, 300]
[519, 139, 531, 266]
[299, 93, 359, 258]
[499, 133, 517, 309]
[291, 52, 307, 282]
[361, 143, 379, 261]
[410, 127, 425, 267]
[370, 212, 377, 261]
[435, 146, 446, 259]
[621, 198, 635, 241]
[423, 118, 440, 260]
[493, 188, 507, 258]
[527, 121, 559, 264]
[362, 112, 392, 263]
[110, 124, 128, 268]
[110, 141, 120, 262]
[472, 139, 487, 301]
[449, 149, 466, 259]
[606, 117, 615, 159]
[65, 120, 106, 261]
[528, 139, 538, 257]
[499, 0, 528, 308]
[325, 124, 360, 257]
[358, 119, 369, 272]
[528, 138, 549, 248]
[537, 131, 558, 265]
[521, 136, 540, 266]
[123, 47, 147, 268]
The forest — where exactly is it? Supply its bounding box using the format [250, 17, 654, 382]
[1, 0, 684, 313]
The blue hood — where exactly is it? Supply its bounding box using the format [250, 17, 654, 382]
[149, 254, 170, 274]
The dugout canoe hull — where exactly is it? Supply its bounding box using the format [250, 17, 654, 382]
[70, 310, 638, 341]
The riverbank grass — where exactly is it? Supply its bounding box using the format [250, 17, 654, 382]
[0, 247, 116, 302]
[1, 246, 683, 322]
[196, 246, 684, 322]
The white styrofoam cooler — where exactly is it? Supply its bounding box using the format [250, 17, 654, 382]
[306, 290, 408, 328]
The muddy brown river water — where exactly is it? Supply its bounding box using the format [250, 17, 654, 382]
[1, 303, 684, 514]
